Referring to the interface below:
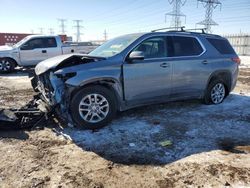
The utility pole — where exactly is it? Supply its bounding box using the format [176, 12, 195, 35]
[48, 28, 54, 35]
[165, 0, 187, 30]
[38, 28, 44, 34]
[196, 0, 221, 33]
[58, 19, 67, 34]
[73, 20, 83, 42]
[104, 29, 108, 41]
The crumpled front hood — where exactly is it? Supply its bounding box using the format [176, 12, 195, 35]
[35, 53, 105, 75]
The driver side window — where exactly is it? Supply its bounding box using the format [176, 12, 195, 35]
[21, 38, 45, 50]
[133, 37, 167, 59]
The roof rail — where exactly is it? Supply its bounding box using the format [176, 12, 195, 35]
[151, 26, 185, 32]
[151, 26, 207, 34]
[184, 28, 206, 34]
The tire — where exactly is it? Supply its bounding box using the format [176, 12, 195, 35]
[0, 58, 16, 73]
[204, 79, 227, 105]
[70, 86, 117, 129]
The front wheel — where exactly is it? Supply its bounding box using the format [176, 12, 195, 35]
[70, 86, 117, 129]
[204, 79, 227, 105]
[0, 58, 16, 73]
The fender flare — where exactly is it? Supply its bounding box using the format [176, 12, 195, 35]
[0, 57, 18, 66]
[68, 77, 123, 109]
[206, 70, 232, 93]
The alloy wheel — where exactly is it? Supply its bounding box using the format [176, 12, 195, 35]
[211, 83, 225, 104]
[78, 93, 110, 123]
[0, 59, 11, 72]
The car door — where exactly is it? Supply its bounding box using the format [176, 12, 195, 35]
[123, 36, 172, 105]
[19, 38, 48, 66]
[168, 35, 211, 98]
[45, 37, 62, 58]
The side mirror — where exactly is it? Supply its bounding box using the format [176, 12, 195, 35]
[129, 51, 145, 61]
[20, 44, 32, 50]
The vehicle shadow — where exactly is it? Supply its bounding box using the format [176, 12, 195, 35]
[63, 94, 250, 165]
[0, 130, 29, 140]
[0, 67, 34, 77]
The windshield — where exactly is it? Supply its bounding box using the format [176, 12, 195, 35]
[89, 34, 142, 57]
[13, 36, 30, 48]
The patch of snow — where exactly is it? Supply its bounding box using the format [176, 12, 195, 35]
[240, 56, 250, 68]
[63, 93, 250, 164]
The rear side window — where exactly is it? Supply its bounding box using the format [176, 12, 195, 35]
[206, 38, 235, 54]
[45, 38, 57, 48]
[170, 36, 204, 57]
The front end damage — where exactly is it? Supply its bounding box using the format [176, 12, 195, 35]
[0, 54, 106, 129]
[33, 54, 107, 126]
[33, 71, 75, 126]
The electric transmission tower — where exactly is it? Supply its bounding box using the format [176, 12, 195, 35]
[73, 20, 84, 42]
[58, 19, 67, 34]
[48, 28, 54, 35]
[104, 29, 108, 41]
[196, 0, 221, 33]
[38, 28, 44, 34]
[165, 0, 187, 30]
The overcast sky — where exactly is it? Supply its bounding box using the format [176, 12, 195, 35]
[0, 0, 249, 41]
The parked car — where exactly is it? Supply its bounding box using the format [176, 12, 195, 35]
[0, 35, 98, 72]
[32, 30, 240, 129]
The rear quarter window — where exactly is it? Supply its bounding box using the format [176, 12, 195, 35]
[45, 38, 57, 48]
[206, 38, 235, 54]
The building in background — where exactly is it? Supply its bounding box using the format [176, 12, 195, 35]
[0, 33, 30, 46]
[0, 33, 69, 46]
[224, 34, 250, 56]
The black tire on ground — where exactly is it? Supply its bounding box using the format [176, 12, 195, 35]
[0, 58, 16, 73]
[70, 85, 117, 129]
[203, 79, 227, 105]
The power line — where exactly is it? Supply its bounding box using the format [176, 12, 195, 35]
[165, 0, 187, 29]
[58, 18, 67, 34]
[73, 20, 84, 42]
[86, 0, 160, 22]
[196, 0, 222, 33]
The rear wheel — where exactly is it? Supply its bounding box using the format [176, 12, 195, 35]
[0, 58, 16, 73]
[204, 79, 227, 105]
[70, 86, 117, 129]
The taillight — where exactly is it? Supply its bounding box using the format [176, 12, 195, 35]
[232, 57, 241, 65]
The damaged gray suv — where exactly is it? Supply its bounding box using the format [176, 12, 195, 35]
[32, 30, 240, 129]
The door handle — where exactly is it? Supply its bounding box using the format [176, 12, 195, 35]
[42, 50, 47, 53]
[202, 60, 208, 64]
[160, 62, 169, 68]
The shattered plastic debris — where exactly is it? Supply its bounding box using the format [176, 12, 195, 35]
[0, 109, 17, 122]
[159, 140, 172, 147]
[0, 97, 49, 130]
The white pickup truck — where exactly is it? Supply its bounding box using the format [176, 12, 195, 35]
[0, 35, 98, 73]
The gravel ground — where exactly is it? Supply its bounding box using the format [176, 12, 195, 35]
[0, 59, 249, 188]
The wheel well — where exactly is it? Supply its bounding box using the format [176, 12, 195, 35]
[208, 72, 231, 95]
[70, 80, 120, 108]
[0, 57, 18, 67]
